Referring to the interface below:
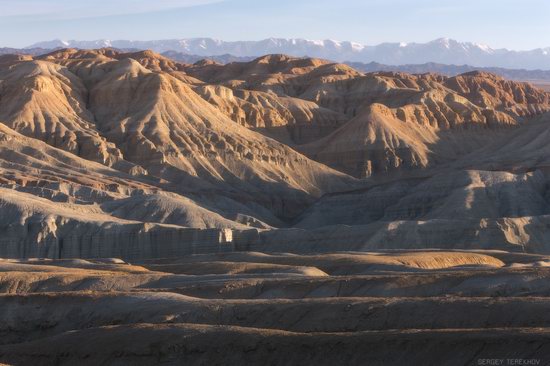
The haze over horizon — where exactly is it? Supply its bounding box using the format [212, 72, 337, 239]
[22, 36, 550, 53]
[1, 0, 549, 50]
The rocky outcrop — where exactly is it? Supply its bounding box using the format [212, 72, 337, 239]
[0, 186, 240, 259]
[194, 85, 295, 129]
[1, 223, 236, 260]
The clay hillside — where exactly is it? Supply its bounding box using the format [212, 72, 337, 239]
[2, 49, 550, 257]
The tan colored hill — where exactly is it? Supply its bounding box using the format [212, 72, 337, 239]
[444, 71, 550, 116]
[112, 50, 189, 73]
[295, 71, 549, 177]
[184, 56, 550, 178]
[1, 51, 357, 221]
[0, 59, 124, 166]
[184, 55, 352, 144]
[38, 48, 188, 72]
[0, 120, 148, 197]
[85, 58, 355, 204]
[3, 50, 550, 258]
[4, 50, 550, 366]
[194, 84, 346, 144]
[183, 54, 337, 86]
[0, 50, 363, 251]
[300, 103, 436, 177]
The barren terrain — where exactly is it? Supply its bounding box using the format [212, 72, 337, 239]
[1, 250, 550, 365]
[2, 50, 550, 255]
[2, 48, 550, 364]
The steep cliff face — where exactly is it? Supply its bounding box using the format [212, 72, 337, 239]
[247, 217, 539, 253]
[0, 184, 248, 259]
[0, 122, 257, 260]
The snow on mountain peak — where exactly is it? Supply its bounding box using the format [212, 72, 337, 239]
[25, 37, 550, 70]
[473, 43, 493, 52]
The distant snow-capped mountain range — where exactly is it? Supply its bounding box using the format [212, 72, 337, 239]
[28, 38, 550, 70]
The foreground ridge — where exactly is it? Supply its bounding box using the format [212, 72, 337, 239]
[0, 251, 549, 365]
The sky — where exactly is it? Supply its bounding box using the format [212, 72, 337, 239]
[1, 0, 549, 50]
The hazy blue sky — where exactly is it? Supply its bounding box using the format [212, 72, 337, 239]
[1, 0, 549, 49]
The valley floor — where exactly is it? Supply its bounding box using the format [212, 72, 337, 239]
[0, 250, 549, 365]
